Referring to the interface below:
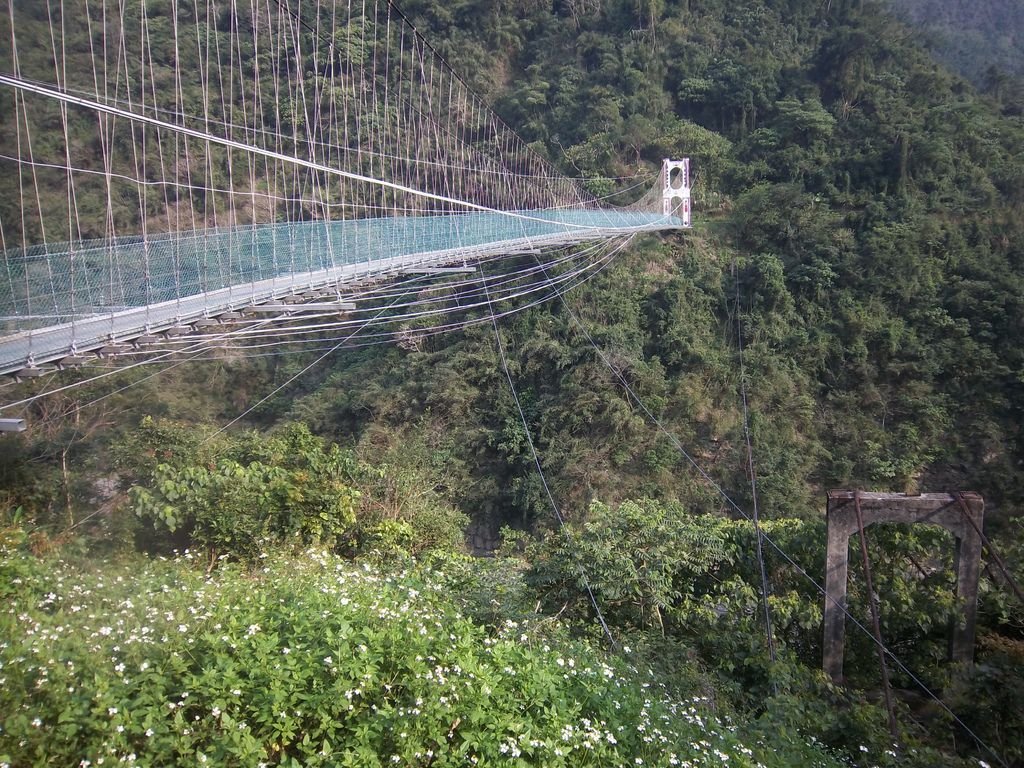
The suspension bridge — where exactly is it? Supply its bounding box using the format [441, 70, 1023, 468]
[0, 0, 690, 392]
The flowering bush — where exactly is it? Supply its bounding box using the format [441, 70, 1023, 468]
[0, 543, 844, 767]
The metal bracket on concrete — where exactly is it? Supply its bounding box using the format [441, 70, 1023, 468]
[97, 343, 133, 357]
[17, 366, 56, 378]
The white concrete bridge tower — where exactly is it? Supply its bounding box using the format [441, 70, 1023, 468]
[662, 158, 692, 227]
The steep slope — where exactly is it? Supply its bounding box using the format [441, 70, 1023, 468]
[329, 0, 1024, 516]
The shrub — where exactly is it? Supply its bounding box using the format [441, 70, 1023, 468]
[127, 424, 359, 565]
[525, 499, 733, 632]
[122, 420, 468, 564]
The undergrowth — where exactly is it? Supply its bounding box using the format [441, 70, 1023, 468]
[0, 540, 845, 767]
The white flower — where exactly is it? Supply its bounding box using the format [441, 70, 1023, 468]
[31, 717, 42, 727]
[282, 647, 291, 655]
[108, 707, 118, 716]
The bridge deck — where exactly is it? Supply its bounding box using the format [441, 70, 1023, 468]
[0, 210, 683, 374]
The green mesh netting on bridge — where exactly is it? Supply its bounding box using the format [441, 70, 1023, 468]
[0, 211, 681, 333]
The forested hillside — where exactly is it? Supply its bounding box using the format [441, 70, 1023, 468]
[888, 0, 1024, 91]
[318, 0, 1024, 520]
[3, 0, 1024, 766]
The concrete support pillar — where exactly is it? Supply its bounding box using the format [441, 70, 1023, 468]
[951, 499, 984, 664]
[823, 504, 852, 681]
